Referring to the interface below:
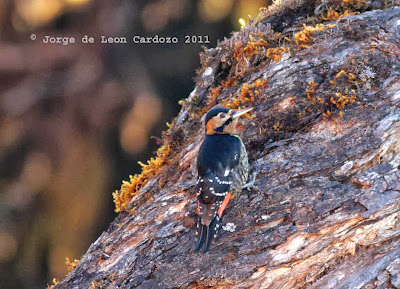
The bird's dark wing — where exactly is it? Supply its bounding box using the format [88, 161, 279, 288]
[196, 172, 232, 204]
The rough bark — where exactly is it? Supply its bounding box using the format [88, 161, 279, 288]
[56, 4, 400, 289]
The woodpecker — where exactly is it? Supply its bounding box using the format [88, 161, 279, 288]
[195, 106, 252, 252]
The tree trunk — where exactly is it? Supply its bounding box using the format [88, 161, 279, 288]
[56, 3, 400, 289]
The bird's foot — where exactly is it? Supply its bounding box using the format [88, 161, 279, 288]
[243, 172, 258, 191]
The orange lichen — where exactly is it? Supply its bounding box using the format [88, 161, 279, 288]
[335, 70, 347, 79]
[307, 60, 361, 119]
[266, 46, 289, 61]
[65, 257, 80, 274]
[347, 73, 357, 81]
[221, 78, 238, 88]
[241, 84, 254, 102]
[233, 43, 246, 62]
[306, 80, 317, 100]
[47, 278, 60, 289]
[322, 9, 358, 21]
[323, 110, 333, 119]
[330, 92, 356, 109]
[240, 79, 268, 103]
[210, 87, 221, 98]
[273, 121, 283, 131]
[242, 31, 285, 59]
[224, 78, 267, 113]
[267, 31, 282, 42]
[245, 38, 270, 52]
[47, 258, 78, 288]
[113, 144, 171, 212]
[334, 68, 360, 86]
[227, 97, 241, 109]
[89, 281, 101, 289]
[254, 78, 269, 88]
[322, 10, 340, 21]
[232, 30, 287, 74]
[294, 23, 336, 49]
[319, 64, 361, 119]
[294, 24, 323, 49]
[233, 40, 266, 71]
[323, 90, 356, 118]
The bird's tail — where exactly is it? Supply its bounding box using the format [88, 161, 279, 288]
[195, 215, 221, 252]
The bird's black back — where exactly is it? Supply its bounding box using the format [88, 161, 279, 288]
[197, 134, 241, 176]
[196, 134, 242, 205]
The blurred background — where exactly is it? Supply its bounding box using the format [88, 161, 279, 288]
[0, 0, 271, 288]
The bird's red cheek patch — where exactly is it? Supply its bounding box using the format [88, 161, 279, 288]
[218, 192, 231, 217]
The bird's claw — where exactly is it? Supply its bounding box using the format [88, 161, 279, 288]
[243, 172, 258, 191]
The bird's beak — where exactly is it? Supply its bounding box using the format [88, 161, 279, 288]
[231, 107, 253, 118]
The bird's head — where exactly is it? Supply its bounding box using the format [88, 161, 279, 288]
[204, 107, 252, 135]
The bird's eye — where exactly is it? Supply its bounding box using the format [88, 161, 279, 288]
[219, 113, 226, 118]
